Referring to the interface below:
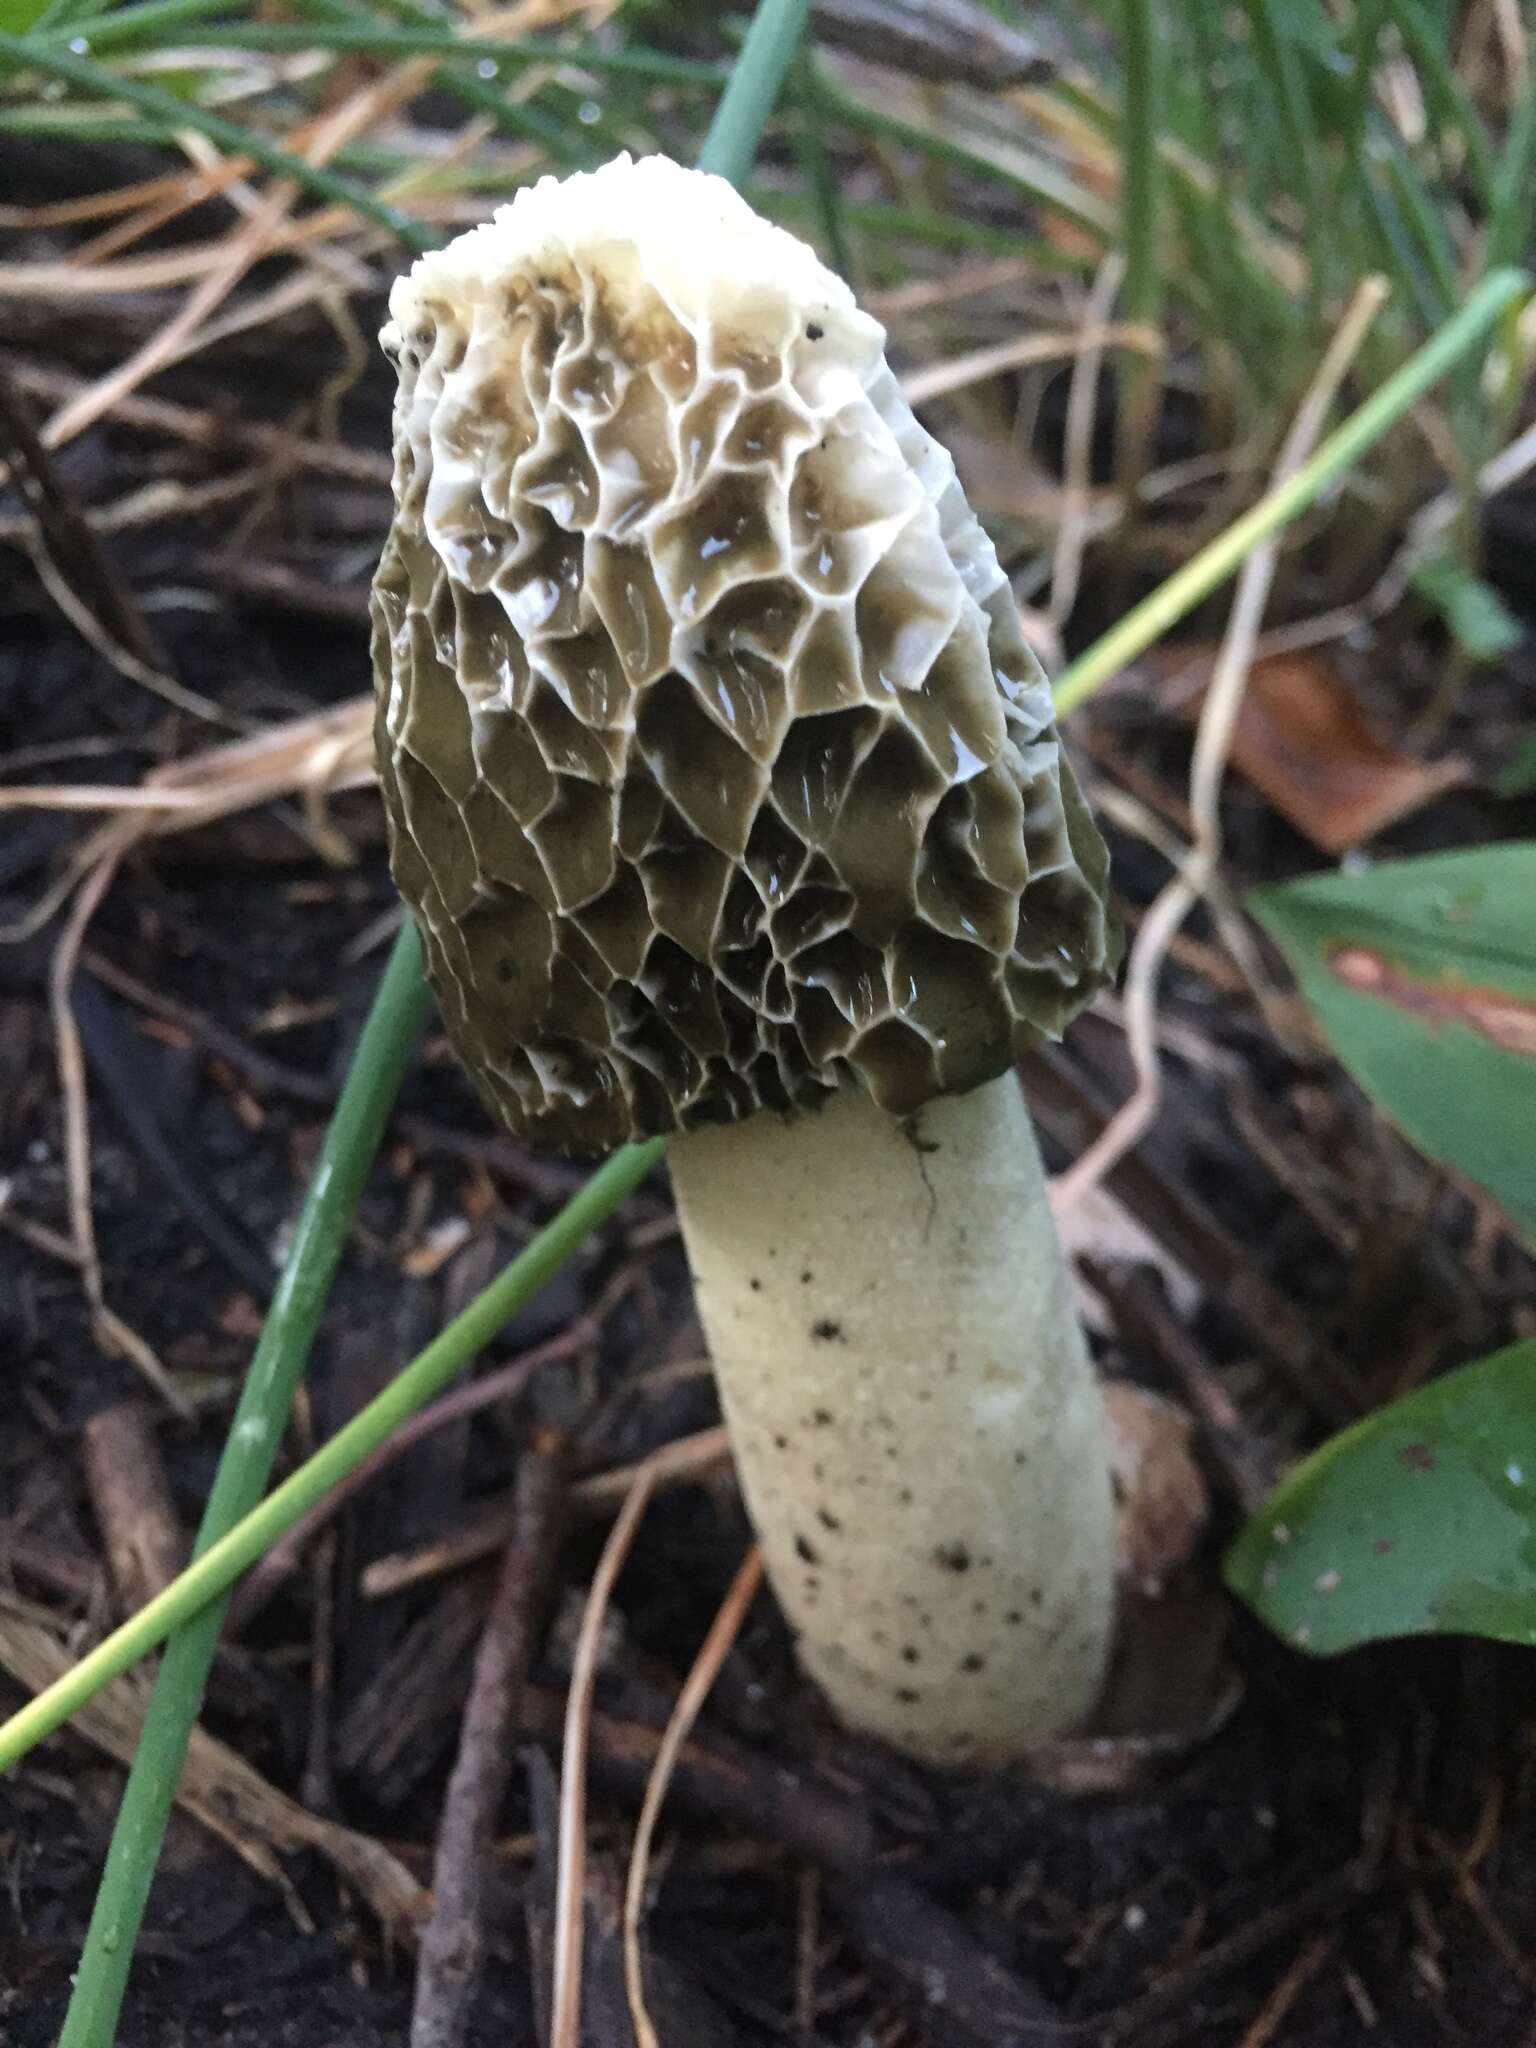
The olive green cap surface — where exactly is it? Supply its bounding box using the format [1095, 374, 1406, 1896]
[373, 155, 1116, 1153]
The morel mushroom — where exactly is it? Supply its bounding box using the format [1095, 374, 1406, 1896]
[372, 155, 1119, 1765]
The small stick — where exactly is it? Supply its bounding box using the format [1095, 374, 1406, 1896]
[623, 1545, 764, 2048]
[301, 1528, 339, 1819]
[360, 1426, 733, 1600]
[410, 1434, 568, 2048]
[1235, 1933, 1337, 2048]
[79, 1400, 186, 1614]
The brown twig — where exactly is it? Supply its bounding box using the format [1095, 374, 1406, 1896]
[360, 1426, 733, 1601]
[79, 1399, 187, 1615]
[411, 1433, 568, 2048]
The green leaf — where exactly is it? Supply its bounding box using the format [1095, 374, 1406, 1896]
[1225, 1340, 1536, 1654]
[0, 0, 51, 30]
[1251, 842, 1536, 1236]
[1411, 551, 1524, 662]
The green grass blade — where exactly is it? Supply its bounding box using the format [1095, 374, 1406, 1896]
[0, 29, 437, 249]
[696, 0, 807, 183]
[818, 82, 1116, 248]
[302, 0, 601, 172]
[31, 0, 231, 39]
[1488, 79, 1536, 274]
[1052, 265, 1532, 713]
[1115, 0, 1163, 496]
[791, 38, 852, 279]
[1392, 0, 1497, 206]
[57, 919, 432, 2048]
[1241, 0, 1331, 311]
[71, 11, 721, 85]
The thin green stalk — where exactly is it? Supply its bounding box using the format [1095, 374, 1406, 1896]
[815, 81, 1115, 249]
[1114, 0, 1163, 501]
[791, 39, 852, 280]
[301, 0, 601, 172]
[1393, 0, 1497, 206]
[31, 0, 231, 39]
[0, 107, 189, 139]
[71, 11, 720, 86]
[1053, 265, 1531, 714]
[56, 920, 432, 2048]
[0, 30, 436, 250]
[1360, 153, 1455, 331]
[1, 1140, 664, 1788]
[758, 188, 1073, 264]
[1487, 80, 1536, 275]
[696, 0, 807, 183]
[1053, 71, 1302, 361]
[1242, 0, 1331, 314]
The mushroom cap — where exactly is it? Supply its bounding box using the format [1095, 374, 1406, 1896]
[373, 154, 1117, 1154]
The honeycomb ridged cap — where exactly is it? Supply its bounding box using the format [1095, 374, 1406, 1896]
[372, 155, 1117, 1154]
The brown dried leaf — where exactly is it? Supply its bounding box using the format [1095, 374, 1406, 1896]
[1158, 645, 1470, 851]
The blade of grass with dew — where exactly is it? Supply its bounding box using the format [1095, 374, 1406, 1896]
[1052, 264, 1532, 714]
[299, 0, 603, 173]
[45, 6, 815, 2045]
[72, 13, 723, 87]
[0, 29, 437, 249]
[54, 919, 432, 2048]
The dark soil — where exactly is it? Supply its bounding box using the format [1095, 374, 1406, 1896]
[4, 147, 1536, 2048]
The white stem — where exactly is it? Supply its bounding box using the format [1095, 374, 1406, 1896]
[666, 1074, 1113, 1766]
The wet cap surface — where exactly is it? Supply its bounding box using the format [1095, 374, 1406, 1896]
[373, 154, 1117, 1152]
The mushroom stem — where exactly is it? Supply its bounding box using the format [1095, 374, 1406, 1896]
[666, 1072, 1113, 1766]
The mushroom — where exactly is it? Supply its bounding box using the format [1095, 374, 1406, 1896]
[372, 155, 1119, 1766]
